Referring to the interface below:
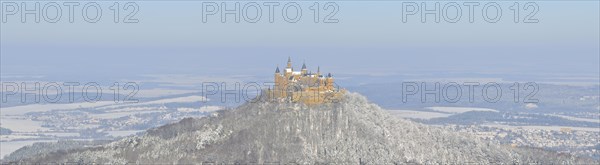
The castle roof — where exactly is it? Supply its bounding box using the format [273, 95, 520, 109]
[275, 66, 280, 73]
[302, 62, 307, 70]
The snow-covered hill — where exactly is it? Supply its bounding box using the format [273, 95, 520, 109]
[12, 92, 596, 164]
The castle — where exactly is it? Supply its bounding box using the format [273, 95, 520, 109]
[267, 57, 344, 104]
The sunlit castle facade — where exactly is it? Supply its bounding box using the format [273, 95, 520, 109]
[267, 57, 344, 104]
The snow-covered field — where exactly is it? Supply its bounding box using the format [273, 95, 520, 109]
[0, 95, 211, 159]
[548, 114, 600, 123]
[482, 124, 600, 132]
[106, 130, 144, 138]
[0, 96, 208, 131]
[0, 118, 49, 132]
[1, 101, 116, 116]
[388, 110, 452, 119]
[136, 88, 198, 98]
[96, 95, 207, 110]
[88, 110, 166, 120]
[177, 106, 223, 113]
[0, 134, 44, 141]
[426, 107, 498, 114]
[388, 107, 499, 120]
[40, 132, 80, 137]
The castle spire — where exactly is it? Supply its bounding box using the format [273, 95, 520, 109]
[301, 61, 307, 75]
[275, 66, 280, 73]
[302, 61, 307, 70]
[317, 66, 321, 76]
[287, 57, 292, 68]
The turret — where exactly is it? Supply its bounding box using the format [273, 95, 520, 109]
[301, 61, 307, 75]
[284, 57, 292, 77]
[326, 73, 334, 90]
[274, 66, 281, 90]
[317, 66, 321, 76]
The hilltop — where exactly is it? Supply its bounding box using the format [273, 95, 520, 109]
[12, 92, 595, 164]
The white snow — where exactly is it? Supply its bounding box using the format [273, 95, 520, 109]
[177, 106, 223, 113]
[426, 107, 498, 114]
[106, 130, 143, 137]
[89, 110, 165, 120]
[1, 101, 116, 116]
[482, 124, 600, 132]
[97, 96, 207, 110]
[0, 117, 50, 132]
[40, 132, 80, 137]
[548, 114, 600, 123]
[136, 88, 197, 98]
[388, 110, 452, 119]
[525, 103, 539, 110]
[106, 106, 166, 113]
[0, 140, 57, 159]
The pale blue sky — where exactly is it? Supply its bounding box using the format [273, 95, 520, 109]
[1, 1, 598, 81]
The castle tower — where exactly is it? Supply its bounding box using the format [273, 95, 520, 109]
[274, 66, 281, 98]
[326, 73, 334, 90]
[317, 66, 324, 86]
[301, 61, 307, 75]
[317, 66, 320, 76]
[274, 66, 280, 83]
[284, 57, 293, 78]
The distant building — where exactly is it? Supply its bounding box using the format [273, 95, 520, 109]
[267, 57, 344, 104]
[560, 127, 572, 133]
